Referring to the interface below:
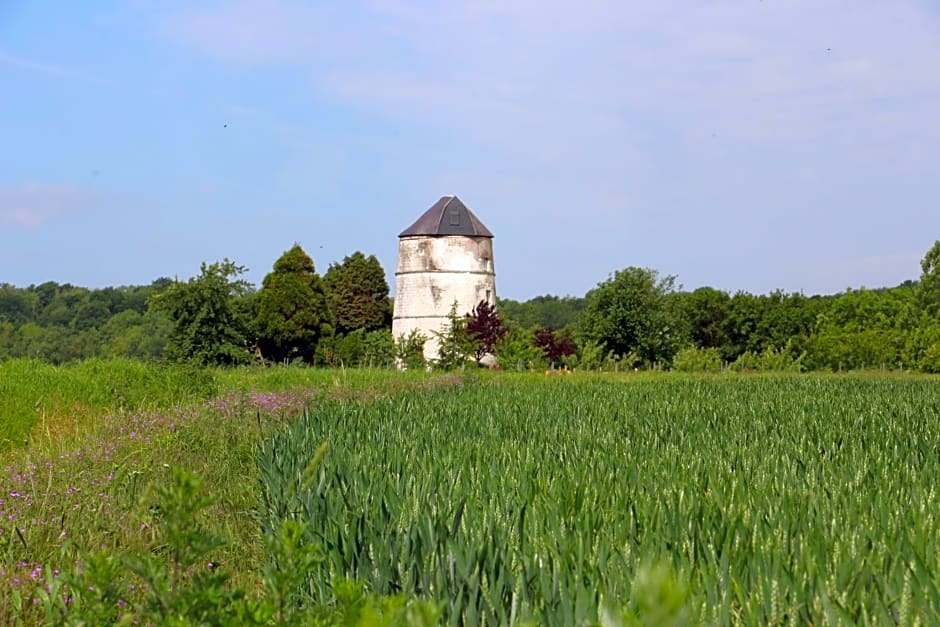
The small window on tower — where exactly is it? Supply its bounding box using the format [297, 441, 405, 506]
[448, 210, 460, 226]
[485, 289, 492, 302]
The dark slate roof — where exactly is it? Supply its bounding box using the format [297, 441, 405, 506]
[399, 195, 494, 238]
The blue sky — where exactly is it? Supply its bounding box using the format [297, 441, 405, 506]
[1, 1, 938, 300]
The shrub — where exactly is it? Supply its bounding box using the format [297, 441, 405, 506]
[672, 346, 722, 373]
[394, 330, 427, 371]
[731, 345, 803, 372]
[494, 327, 545, 371]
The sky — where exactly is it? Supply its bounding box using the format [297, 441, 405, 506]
[1, 1, 939, 300]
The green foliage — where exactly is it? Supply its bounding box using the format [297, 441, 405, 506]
[620, 562, 691, 627]
[24, 463, 438, 626]
[0, 283, 38, 324]
[758, 343, 804, 372]
[324, 251, 391, 334]
[97, 309, 172, 359]
[263, 519, 322, 623]
[677, 287, 730, 350]
[803, 286, 912, 371]
[805, 329, 900, 371]
[714, 290, 823, 364]
[323, 580, 440, 627]
[580, 267, 686, 367]
[576, 338, 606, 371]
[124, 468, 248, 625]
[254, 245, 331, 363]
[394, 329, 427, 370]
[150, 259, 252, 366]
[27, 468, 257, 625]
[3, 243, 938, 374]
[360, 329, 395, 367]
[14, 443, 444, 625]
[672, 346, 722, 373]
[497, 294, 585, 329]
[0, 280, 171, 363]
[432, 302, 474, 371]
[494, 326, 545, 371]
[730, 344, 803, 372]
[729, 349, 760, 372]
[903, 316, 940, 372]
[916, 239, 940, 317]
[318, 329, 395, 367]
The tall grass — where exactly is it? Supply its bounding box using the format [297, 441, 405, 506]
[0, 358, 218, 450]
[5, 365, 940, 624]
[0, 361, 465, 623]
[259, 375, 940, 624]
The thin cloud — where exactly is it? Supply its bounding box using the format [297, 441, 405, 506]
[165, 1, 940, 148]
[165, 0, 331, 66]
[0, 184, 97, 229]
[0, 49, 116, 86]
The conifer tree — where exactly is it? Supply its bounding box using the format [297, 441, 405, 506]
[255, 244, 330, 363]
[323, 252, 390, 334]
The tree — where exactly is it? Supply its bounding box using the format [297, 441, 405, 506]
[465, 300, 507, 363]
[917, 240, 940, 317]
[722, 291, 769, 362]
[71, 295, 112, 331]
[497, 295, 585, 329]
[254, 245, 331, 363]
[37, 284, 88, 327]
[323, 252, 391, 334]
[390, 329, 425, 370]
[803, 287, 910, 370]
[98, 309, 172, 360]
[149, 259, 252, 366]
[0, 284, 36, 325]
[678, 287, 730, 350]
[579, 267, 685, 367]
[433, 302, 475, 370]
[494, 326, 545, 371]
[533, 327, 576, 367]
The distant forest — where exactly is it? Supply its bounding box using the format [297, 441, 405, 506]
[2, 240, 940, 372]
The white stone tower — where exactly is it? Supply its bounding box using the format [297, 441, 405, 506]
[393, 195, 496, 362]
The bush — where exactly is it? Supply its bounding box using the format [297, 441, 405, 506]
[494, 328, 545, 372]
[731, 345, 803, 373]
[318, 329, 394, 368]
[759, 345, 804, 372]
[672, 346, 721, 373]
[919, 343, 940, 374]
[394, 330, 427, 371]
[577, 339, 605, 371]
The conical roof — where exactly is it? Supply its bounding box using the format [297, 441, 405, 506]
[399, 195, 493, 238]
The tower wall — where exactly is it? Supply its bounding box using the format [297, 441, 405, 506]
[392, 235, 496, 361]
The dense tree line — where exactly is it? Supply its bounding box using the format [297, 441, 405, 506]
[2, 240, 939, 373]
[0, 245, 394, 367]
[0, 280, 173, 363]
[497, 295, 584, 330]
[497, 241, 940, 373]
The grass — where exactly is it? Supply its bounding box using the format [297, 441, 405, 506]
[0, 358, 218, 450]
[260, 374, 940, 624]
[0, 359, 464, 623]
[1, 362, 938, 624]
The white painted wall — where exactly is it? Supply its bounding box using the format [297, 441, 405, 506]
[392, 236, 496, 361]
